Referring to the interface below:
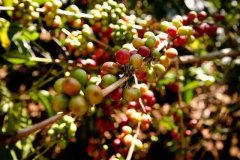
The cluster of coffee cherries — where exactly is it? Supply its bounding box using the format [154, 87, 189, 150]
[64, 24, 95, 56]
[52, 68, 105, 117]
[183, 11, 218, 38]
[47, 115, 77, 149]
[89, 0, 127, 32]
[111, 19, 138, 46]
[42, 0, 63, 28]
[160, 16, 194, 47]
[65, 5, 84, 29]
[112, 31, 178, 83]
[12, 0, 40, 26]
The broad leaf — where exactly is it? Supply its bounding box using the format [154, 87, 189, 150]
[3, 50, 29, 64]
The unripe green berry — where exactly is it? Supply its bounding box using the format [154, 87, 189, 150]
[85, 84, 103, 105]
[69, 95, 89, 116]
[130, 54, 143, 69]
[100, 74, 117, 88]
[70, 69, 88, 86]
[153, 63, 166, 75]
[52, 93, 69, 112]
[151, 49, 161, 59]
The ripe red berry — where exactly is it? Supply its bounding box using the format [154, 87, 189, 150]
[182, 16, 190, 25]
[108, 88, 123, 101]
[115, 49, 130, 65]
[188, 11, 197, 21]
[178, 36, 187, 46]
[205, 24, 217, 37]
[167, 26, 177, 37]
[138, 46, 150, 57]
[214, 13, 224, 22]
[197, 11, 207, 21]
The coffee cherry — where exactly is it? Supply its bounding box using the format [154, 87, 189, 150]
[115, 49, 130, 65]
[182, 16, 190, 25]
[188, 11, 197, 21]
[85, 84, 103, 105]
[214, 13, 225, 22]
[160, 55, 171, 68]
[143, 31, 155, 38]
[197, 11, 207, 21]
[160, 21, 172, 32]
[101, 62, 119, 75]
[146, 68, 157, 83]
[138, 46, 150, 57]
[132, 37, 144, 49]
[142, 90, 156, 106]
[52, 94, 69, 112]
[100, 74, 117, 88]
[178, 37, 187, 47]
[54, 78, 65, 93]
[151, 49, 161, 59]
[121, 125, 132, 134]
[167, 26, 178, 37]
[69, 95, 89, 116]
[108, 88, 123, 101]
[205, 24, 217, 37]
[123, 134, 133, 146]
[68, 123, 77, 137]
[172, 18, 183, 28]
[135, 139, 143, 149]
[130, 54, 143, 69]
[62, 77, 81, 96]
[178, 26, 193, 36]
[129, 111, 142, 123]
[145, 36, 156, 48]
[165, 48, 178, 59]
[71, 69, 88, 86]
[153, 63, 166, 75]
[123, 88, 141, 102]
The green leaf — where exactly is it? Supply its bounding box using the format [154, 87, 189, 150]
[22, 30, 39, 41]
[184, 90, 194, 104]
[12, 30, 39, 41]
[181, 81, 200, 92]
[159, 116, 176, 131]
[3, 51, 29, 64]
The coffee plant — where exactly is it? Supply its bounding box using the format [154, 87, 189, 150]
[0, 0, 239, 160]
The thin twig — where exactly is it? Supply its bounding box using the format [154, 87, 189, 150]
[102, 76, 129, 97]
[126, 121, 141, 160]
[133, 74, 146, 113]
[0, 6, 93, 19]
[0, 112, 67, 146]
[0, 76, 130, 146]
[172, 48, 240, 66]
[175, 57, 185, 160]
